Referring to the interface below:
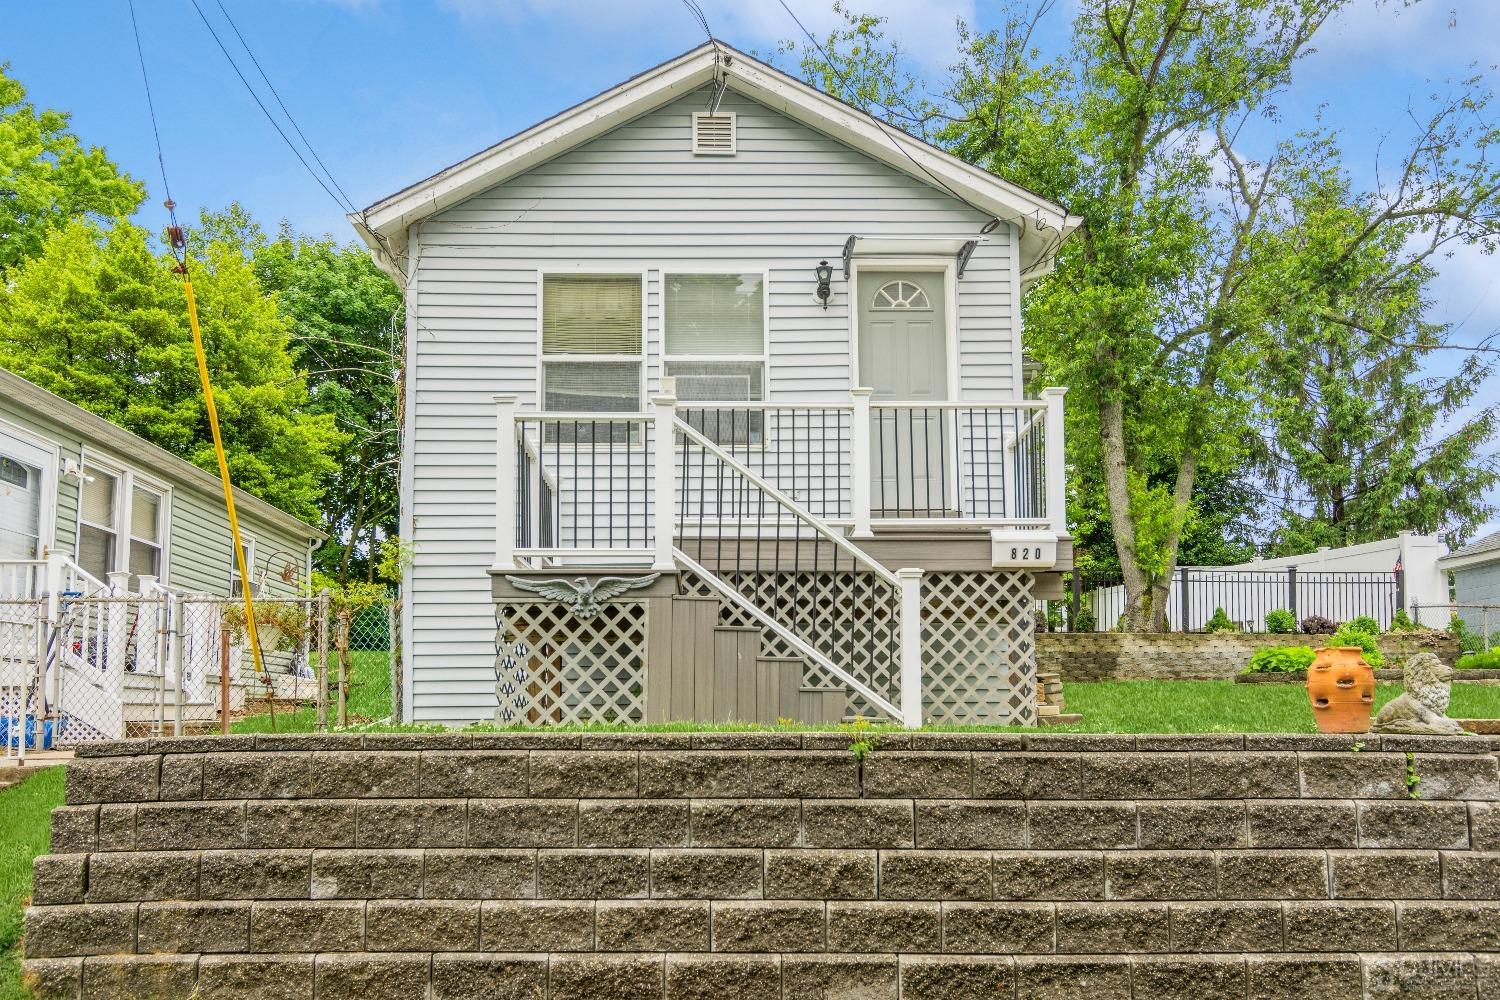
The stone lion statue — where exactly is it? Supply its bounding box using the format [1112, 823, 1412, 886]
[1370, 652, 1470, 736]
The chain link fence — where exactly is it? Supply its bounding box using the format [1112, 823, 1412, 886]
[3, 588, 401, 758]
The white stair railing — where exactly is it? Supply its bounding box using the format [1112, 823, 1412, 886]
[669, 409, 922, 726]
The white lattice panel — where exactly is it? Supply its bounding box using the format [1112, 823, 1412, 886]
[494, 602, 647, 725]
[922, 570, 1037, 725]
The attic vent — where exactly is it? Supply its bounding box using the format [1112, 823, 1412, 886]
[691, 111, 736, 155]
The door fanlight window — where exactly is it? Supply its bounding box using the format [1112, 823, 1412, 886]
[871, 280, 931, 310]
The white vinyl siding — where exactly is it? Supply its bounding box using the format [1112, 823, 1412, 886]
[404, 85, 1020, 724]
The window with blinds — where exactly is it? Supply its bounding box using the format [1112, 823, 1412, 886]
[664, 273, 766, 444]
[129, 486, 163, 582]
[541, 273, 644, 442]
[78, 467, 118, 579]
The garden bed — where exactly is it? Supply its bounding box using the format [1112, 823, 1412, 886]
[1237, 668, 1500, 684]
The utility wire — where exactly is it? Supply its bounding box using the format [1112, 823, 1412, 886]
[127, 0, 174, 206]
[186, 0, 358, 216]
[210, 0, 359, 214]
[774, 0, 1056, 246]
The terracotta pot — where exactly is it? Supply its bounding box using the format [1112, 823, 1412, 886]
[1306, 645, 1376, 733]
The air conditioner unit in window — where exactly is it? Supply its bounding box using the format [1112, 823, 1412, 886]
[691, 112, 736, 155]
[675, 373, 751, 401]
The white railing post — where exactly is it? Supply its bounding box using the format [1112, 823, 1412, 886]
[851, 387, 874, 538]
[1040, 387, 1068, 534]
[493, 395, 518, 571]
[896, 567, 924, 728]
[652, 385, 678, 571]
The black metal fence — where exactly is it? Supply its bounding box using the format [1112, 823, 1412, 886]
[1083, 566, 1406, 633]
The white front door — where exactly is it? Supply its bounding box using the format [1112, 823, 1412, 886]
[857, 270, 951, 514]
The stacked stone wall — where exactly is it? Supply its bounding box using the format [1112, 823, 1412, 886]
[22, 731, 1500, 999]
[1038, 631, 1460, 682]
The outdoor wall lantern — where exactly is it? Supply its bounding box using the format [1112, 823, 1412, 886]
[814, 260, 834, 309]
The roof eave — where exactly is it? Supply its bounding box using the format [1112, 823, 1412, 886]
[357, 41, 1077, 275]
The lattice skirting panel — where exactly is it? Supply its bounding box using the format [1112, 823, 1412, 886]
[494, 602, 648, 726]
[493, 570, 1037, 727]
[921, 570, 1037, 726]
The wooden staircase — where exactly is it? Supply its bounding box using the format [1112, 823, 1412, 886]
[643, 595, 844, 726]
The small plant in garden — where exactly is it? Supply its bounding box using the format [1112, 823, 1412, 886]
[1330, 623, 1385, 668]
[1073, 607, 1097, 632]
[1264, 608, 1297, 634]
[1344, 615, 1380, 637]
[843, 717, 878, 762]
[1458, 649, 1500, 670]
[1203, 607, 1239, 633]
[1404, 752, 1422, 800]
[1449, 613, 1489, 654]
[1300, 614, 1337, 635]
[1387, 609, 1420, 633]
[1243, 645, 1316, 674]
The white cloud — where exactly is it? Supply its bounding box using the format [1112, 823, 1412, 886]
[1308, 1, 1500, 74]
[436, 0, 975, 72]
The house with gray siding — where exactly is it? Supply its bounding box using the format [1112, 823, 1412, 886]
[355, 42, 1078, 728]
[1438, 528, 1500, 647]
[0, 366, 324, 739]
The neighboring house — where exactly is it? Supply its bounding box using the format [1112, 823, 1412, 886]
[355, 42, 1078, 728]
[1438, 529, 1500, 644]
[0, 366, 324, 738]
[1092, 532, 1450, 632]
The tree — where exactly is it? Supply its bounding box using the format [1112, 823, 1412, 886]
[0, 214, 344, 521]
[1254, 166, 1498, 553]
[254, 226, 403, 584]
[0, 63, 143, 273]
[788, 2, 1500, 628]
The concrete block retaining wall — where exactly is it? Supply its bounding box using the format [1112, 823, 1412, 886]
[1037, 631, 1461, 683]
[22, 731, 1500, 999]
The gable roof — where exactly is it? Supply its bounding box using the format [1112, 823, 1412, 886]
[1438, 528, 1500, 570]
[0, 367, 325, 542]
[352, 41, 1076, 280]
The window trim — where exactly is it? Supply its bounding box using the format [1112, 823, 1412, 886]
[230, 532, 257, 598]
[660, 267, 770, 404]
[0, 418, 60, 561]
[127, 480, 169, 585]
[75, 457, 122, 581]
[74, 451, 174, 587]
[535, 269, 649, 415]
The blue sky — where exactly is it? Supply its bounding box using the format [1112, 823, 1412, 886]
[5, 0, 1498, 538]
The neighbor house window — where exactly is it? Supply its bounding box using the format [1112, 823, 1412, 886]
[128, 486, 164, 584]
[541, 273, 643, 410]
[229, 534, 256, 598]
[77, 467, 118, 581]
[663, 272, 766, 444]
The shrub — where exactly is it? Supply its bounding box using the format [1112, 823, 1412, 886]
[1301, 615, 1337, 635]
[1073, 608, 1097, 632]
[1204, 607, 1239, 633]
[1244, 645, 1316, 674]
[1344, 615, 1381, 637]
[1457, 649, 1500, 670]
[1450, 613, 1490, 653]
[1329, 624, 1385, 668]
[1264, 608, 1297, 634]
[1388, 609, 1420, 633]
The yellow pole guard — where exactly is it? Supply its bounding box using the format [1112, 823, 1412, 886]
[182, 277, 267, 681]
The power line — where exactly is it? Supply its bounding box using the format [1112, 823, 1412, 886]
[185, 0, 358, 216]
[210, 0, 359, 213]
[774, 0, 1060, 250]
[126, 0, 173, 205]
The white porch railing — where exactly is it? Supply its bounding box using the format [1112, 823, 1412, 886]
[493, 386, 1066, 727]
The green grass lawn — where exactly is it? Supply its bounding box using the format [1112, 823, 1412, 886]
[1048, 679, 1500, 733]
[0, 768, 65, 1000]
[232, 649, 394, 734]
